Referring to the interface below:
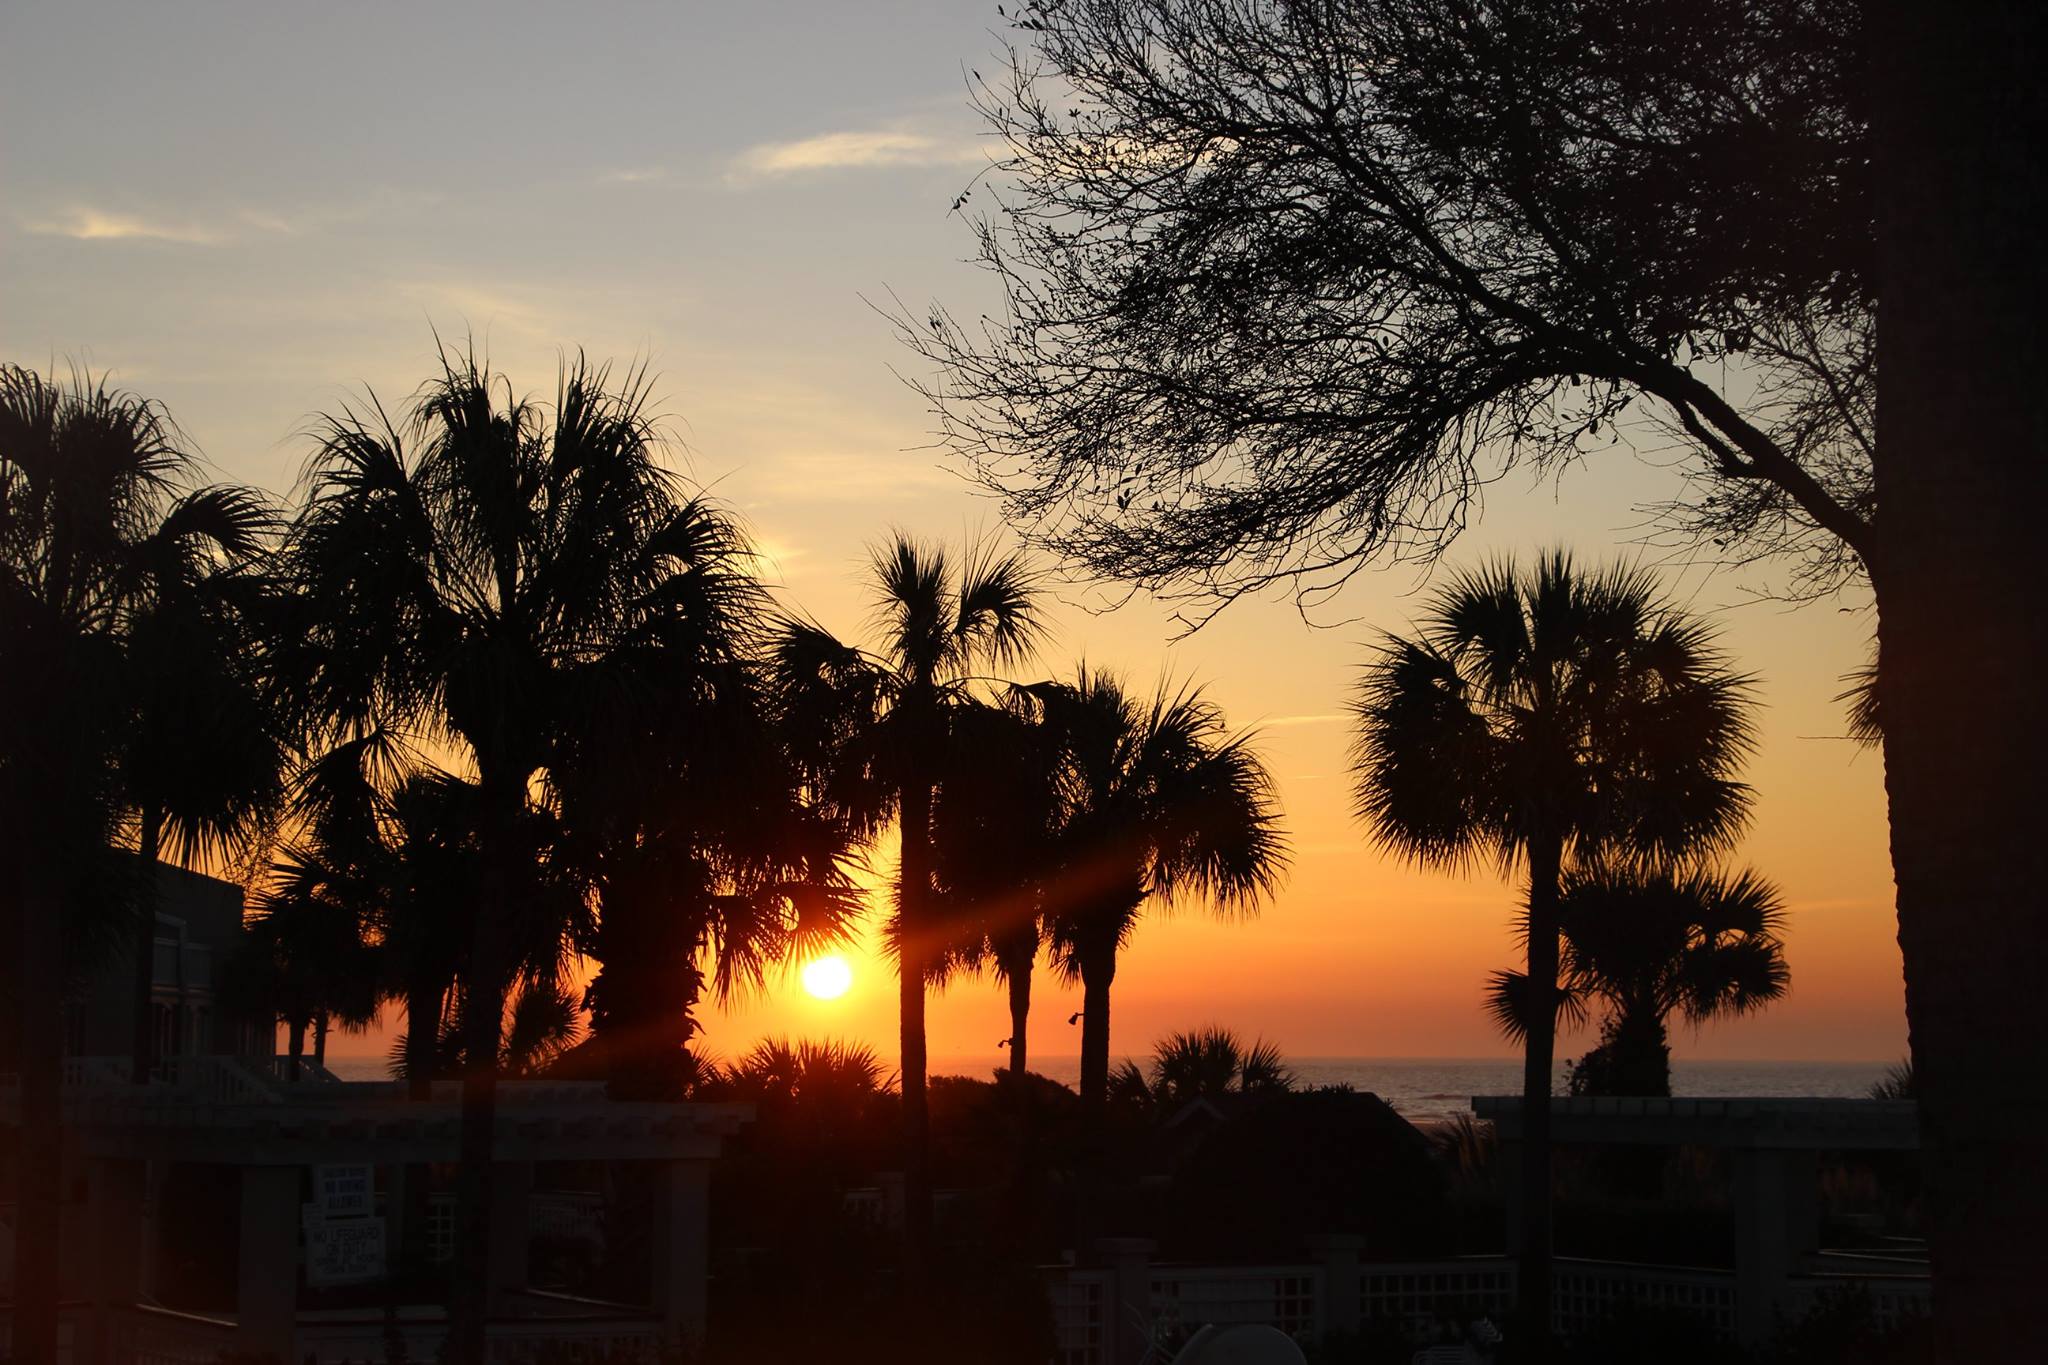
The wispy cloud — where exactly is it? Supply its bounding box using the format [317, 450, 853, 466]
[1262, 713, 1347, 728]
[597, 166, 668, 185]
[21, 206, 230, 246]
[728, 128, 986, 183]
[17, 187, 444, 248]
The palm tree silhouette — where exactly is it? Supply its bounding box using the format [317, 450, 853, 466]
[1, 365, 266, 1358]
[115, 482, 284, 1083]
[931, 693, 1062, 1077]
[770, 533, 1044, 1266]
[240, 851, 382, 1079]
[1488, 862, 1789, 1098]
[720, 1035, 889, 1105]
[1351, 550, 1754, 1340]
[1110, 1025, 1295, 1113]
[1030, 669, 1285, 1115]
[549, 564, 863, 1102]
[273, 345, 747, 1361]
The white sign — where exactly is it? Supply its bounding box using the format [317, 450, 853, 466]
[315, 1164, 374, 1218]
[306, 1215, 387, 1286]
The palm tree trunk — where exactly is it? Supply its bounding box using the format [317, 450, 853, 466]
[1518, 832, 1563, 1350]
[1074, 945, 1118, 1258]
[1078, 949, 1116, 1114]
[314, 1012, 329, 1069]
[1871, 6, 2048, 1356]
[397, 978, 439, 1315]
[287, 1015, 306, 1082]
[13, 868, 65, 1365]
[896, 779, 936, 1276]
[129, 806, 163, 1084]
[406, 978, 440, 1102]
[1610, 1006, 1670, 1099]
[1002, 938, 1034, 1078]
[448, 824, 511, 1365]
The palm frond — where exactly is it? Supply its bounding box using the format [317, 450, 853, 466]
[1484, 969, 1586, 1044]
[953, 535, 1048, 672]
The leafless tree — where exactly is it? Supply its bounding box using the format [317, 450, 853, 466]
[903, 0, 1873, 622]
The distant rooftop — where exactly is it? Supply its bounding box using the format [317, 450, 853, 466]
[1471, 1095, 1919, 1149]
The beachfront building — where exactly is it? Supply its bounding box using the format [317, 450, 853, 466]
[1477, 1094, 1928, 1345]
[39, 1072, 746, 1363]
[62, 859, 276, 1073]
[1042, 1096, 1929, 1364]
[1, 866, 749, 1364]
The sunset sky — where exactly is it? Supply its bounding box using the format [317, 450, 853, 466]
[1, 0, 1903, 1069]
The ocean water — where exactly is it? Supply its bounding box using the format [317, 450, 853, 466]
[325, 1054, 1894, 1125]
[932, 1056, 1895, 1126]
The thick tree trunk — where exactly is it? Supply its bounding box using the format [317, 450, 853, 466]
[1075, 947, 1118, 1258]
[1006, 962, 1032, 1078]
[12, 870, 65, 1365]
[287, 1015, 306, 1082]
[397, 979, 438, 1317]
[1518, 834, 1563, 1352]
[896, 780, 936, 1276]
[314, 1012, 329, 1069]
[448, 848, 510, 1365]
[1610, 1007, 1671, 1099]
[1078, 949, 1115, 1114]
[405, 979, 439, 1101]
[129, 807, 163, 1084]
[1870, 5, 2048, 1358]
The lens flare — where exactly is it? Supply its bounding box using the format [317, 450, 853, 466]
[801, 953, 853, 1000]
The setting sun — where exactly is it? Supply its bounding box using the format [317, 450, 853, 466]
[800, 954, 853, 1001]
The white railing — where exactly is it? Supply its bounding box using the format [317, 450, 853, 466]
[1359, 1259, 1517, 1328]
[1047, 1251, 1927, 1361]
[261, 1054, 346, 1084]
[1784, 1272, 1932, 1329]
[1552, 1257, 1737, 1340]
[1047, 1269, 1109, 1365]
[290, 1311, 668, 1364]
[24, 1053, 343, 1103]
[1151, 1265, 1322, 1341]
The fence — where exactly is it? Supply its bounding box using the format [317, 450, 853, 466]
[1359, 1259, 1516, 1328]
[1151, 1265, 1322, 1341]
[1783, 1272, 1932, 1330]
[1552, 1258, 1738, 1340]
[1047, 1271, 1108, 1365]
[1044, 1250, 1928, 1364]
[291, 1312, 669, 1364]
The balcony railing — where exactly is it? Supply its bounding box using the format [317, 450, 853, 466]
[1151, 1265, 1322, 1340]
[291, 1304, 668, 1364]
[1043, 1251, 1926, 1364]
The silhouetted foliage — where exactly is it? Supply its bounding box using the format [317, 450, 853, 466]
[273, 343, 770, 1359]
[545, 509, 863, 1102]
[1, 363, 275, 1356]
[770, 532, 1046, 1264]
[1111, 1024, 1296, 1114]
[1353, 550, 1755, 1331]
[1027, 669, 1287, 1111]
[1165, 1088, 1448, 1261]
[1488, 862, 1790, 1098]
[905, 0, 1874, 624]
[1868, 1059, 1914, 1102]
[931, 693, 1064, 1076]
